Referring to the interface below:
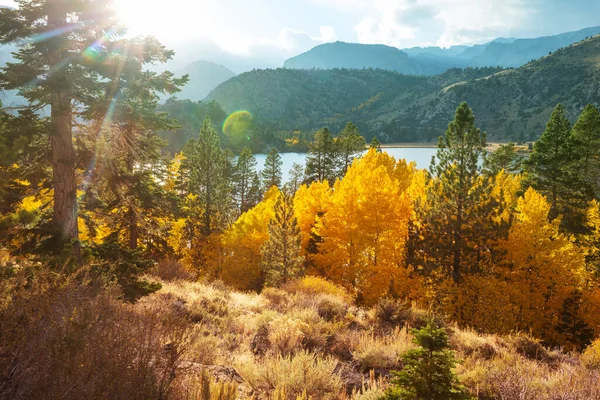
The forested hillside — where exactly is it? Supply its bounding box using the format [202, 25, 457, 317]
[208, 35, 600, 142]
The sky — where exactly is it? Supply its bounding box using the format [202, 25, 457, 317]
[1, 0, 599, 69]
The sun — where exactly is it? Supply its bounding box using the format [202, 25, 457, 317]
[114, 0, 213, 39]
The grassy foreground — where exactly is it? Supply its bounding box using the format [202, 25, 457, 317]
[2, 261, 600, 400]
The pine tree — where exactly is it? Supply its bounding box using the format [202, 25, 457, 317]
[370, 136, 382, 152]
[336, 122, 365, 176]
[483, 142, 523, 176]
[285, 162, 305, 195]
[305, 127, 337, 183]
[381, 321, 472, 400]
[233, 147, 259, 213]
[182, 116, 232, 236]
[0, 0, 121, 255]
[260, 193, 305, 287]
[83, 36, 186, 250]
[567, 104, 600, 233]
[261, 147, 283, 190]
[523, 104, 572, 222]
[426, 102, 489, 284]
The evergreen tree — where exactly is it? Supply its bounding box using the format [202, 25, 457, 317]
[0, 0, 122, 255]
[260, 193, 304, 287]
[83, 36, 186, 250]
[182, 116, 232, 236]
[261, 147, 283, 190]
[336, 122, 365, 176]
[285, 162, 305, 195]
[305, 127, 337, 183]
[381, 321, 472, 400]
[523, 104, 572, 222]
[483, 142, 523, 176]
[233, 147, 259, 213]
[370, 136, 382, 152]
[567, 104, 600, 232]
[426, 102, 489, 284]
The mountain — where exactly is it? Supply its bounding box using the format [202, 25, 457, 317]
[283, 42, 423, 74]
[207, 35, 600, 142]
[283, 26, 600, 75]
[468, 26, 600, 67]
[173, 60, 236, 101]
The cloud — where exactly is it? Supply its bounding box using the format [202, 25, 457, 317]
[354, 0, 533, 48]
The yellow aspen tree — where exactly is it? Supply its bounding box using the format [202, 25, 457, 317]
[219, 187, 281, 290]
[502, 188, 586, 344]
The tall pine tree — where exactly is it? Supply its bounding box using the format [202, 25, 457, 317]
[305, 127, 337, 184]
[261, 147, 282, 190]
[233, 147, 259, 214]
[336, 122, 365, 177]
[523, 104, 572, 222]
[0, 0, 122, 255]
[260, 193, 304, 287]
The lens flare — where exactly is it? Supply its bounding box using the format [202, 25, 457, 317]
[222, 110, 253, 138]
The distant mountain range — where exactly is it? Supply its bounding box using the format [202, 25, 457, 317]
[206, 35, 600, 142]
[283, 26, 600, 75]
[173, 60, 236, 102]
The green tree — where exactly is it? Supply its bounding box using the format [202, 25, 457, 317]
[261, 147, 283, 190]
[523, 104, 572, 222]
[427, 102, 489, 284]
[370, 136, 382, 152]
[336, 122, 365, 176]
[83, 36, 186, 250]
[0, 0, 121, 255]
[285, 162, 305, 195]
[381, 321, 472, 400]
[260, 193, 304, 287]
[483, 142, 523, 176]
[568, 104, 600, 232]
[182, 116, 232, 236]
[233, 147, 259, 214]
[305, 127, 337, 183]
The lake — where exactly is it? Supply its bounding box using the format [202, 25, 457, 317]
[255, 147, 438, 183]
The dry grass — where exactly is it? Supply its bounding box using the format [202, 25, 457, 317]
[2, 269, 600, 400]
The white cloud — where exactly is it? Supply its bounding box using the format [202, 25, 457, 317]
[353, 0, 533, 48]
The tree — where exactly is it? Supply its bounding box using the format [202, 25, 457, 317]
[305, 127, 337, 184]
[382, 321, 472, 400]
[182, 116, 232, 237]
[315, 149, 416, 304]
[285, 162, 305, 195]
[370, 136, 382, 152]
[568, 104, 600, 232]
[336, 122, 365, 176]
[233, 147, 259, 214]
[483, 142, 522, 175]
[0, 0, 121, 255]
[426, 102, 489, 284]
[261, 147, 282, 190]
[83, 36, 186, 251]
[260, 193, 304, 287]
[523, 104, 572, 222]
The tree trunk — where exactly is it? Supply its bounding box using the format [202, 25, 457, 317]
[48, 3, 80, 258]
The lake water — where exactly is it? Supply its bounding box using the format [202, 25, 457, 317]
[255, 147, 438, 183]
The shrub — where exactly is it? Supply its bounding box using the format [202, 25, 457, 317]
[235, 351, 343, 399]
[582, 339, 600, 368]
[262, 287, 290, 309]
[373, 297, 411, 326]
[154, 258, 195, 281]
[269, 316, 306, 356]
[0, 280, 195, 400]
[284, 276, 352, 303]
[352, 327, 414, 371]
[175, 368, 238, 400]
[316, 294, 348, 322]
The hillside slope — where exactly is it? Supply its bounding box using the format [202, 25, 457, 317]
[208, 36, 600, 142]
